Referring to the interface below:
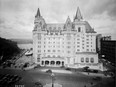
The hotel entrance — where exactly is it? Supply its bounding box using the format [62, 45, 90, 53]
[41, 58, 64, 67]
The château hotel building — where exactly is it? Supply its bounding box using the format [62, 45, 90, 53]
[32, 7, 103, 70]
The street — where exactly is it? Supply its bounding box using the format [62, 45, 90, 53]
[0, 67, 114, 87]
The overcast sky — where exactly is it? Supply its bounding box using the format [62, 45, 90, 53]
[0, 0, 116, 40]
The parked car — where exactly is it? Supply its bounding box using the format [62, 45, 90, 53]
[46, 69, 52, 73]
[92, 76, 102, 81]
[34, 64, 41, 69]
[65, 68, 71, 70]
[34, 82, 43, 87]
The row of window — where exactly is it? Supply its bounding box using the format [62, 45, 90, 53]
[77, 49, 95, 52]
[44, 45, 63, 48]
[45, 55, 61, 58]
[81, 58, 94, 63]
[44, 37, 63, 40]
[38, 45, 94, 50]
[38, 38, 93, 41]
[38, 41, 93, 45]
[47, 50, 61, 52]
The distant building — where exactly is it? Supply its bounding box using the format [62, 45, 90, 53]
[32, 7, 103, 70]
[96, 34, 102, 53]
[101, 37, 116, 64]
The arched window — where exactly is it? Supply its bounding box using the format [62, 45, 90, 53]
[86, 58, 89, 63]
[45, 61, 49, 65]
[56, 61, 61, 65]
[91, 58, 94, 63]
[51, 61, 55, 65]
[81, 57, 84, 62]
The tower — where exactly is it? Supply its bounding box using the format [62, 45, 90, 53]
[34, 8, 46, 31]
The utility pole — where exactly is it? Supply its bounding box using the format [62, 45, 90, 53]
[51, 72, 55, 87]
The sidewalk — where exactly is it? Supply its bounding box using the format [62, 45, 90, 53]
[44, 83, 62, 87]
[40, 68, 73, 74]
[79, 72, 111, 77]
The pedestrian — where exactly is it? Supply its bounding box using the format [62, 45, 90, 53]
[91, 82, 93, 85]
[88, 72, 89, 75]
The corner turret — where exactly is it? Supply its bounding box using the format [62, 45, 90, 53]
[34, 8, 46, 31]
[35, 8, 41, 18]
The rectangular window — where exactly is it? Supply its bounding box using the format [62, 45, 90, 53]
[38, 42, 41, 44]
[67, 42, 71, 44]
[86, 49, 89, 51]
[67, 46, 71, 48]
[77, 45, 80, 47]
[86, 58, 89, 63]
[48, 55, 50, 57]
[53, 55, 55, 57]
[77, 42, 80, 44]
[48, 50, 50, 52]
[58, 55, 60, 57]
[77, 39, 80, 40]
[77, 35, 80, 37]
[87, 42, 89, 44]
[78, 27, 81, 32]
[86, 39, 89, 40]
[87, 45, 89, 47]
[53, 50, 56, 52]
[81, 58, 84, 62]
[37, 58, 40, 62]
[67, 51, 70, 53]
[91, 58, 94, 63]
[38, 38, 41, 40]
[38, 45, 41, 48]
[51, 33, 53, 35]
[38, 50, 41, 52]
[58, 50, 60, 52]
[77, 49, 80, 51]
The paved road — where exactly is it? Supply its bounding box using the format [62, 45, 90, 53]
[0, 68, 114, 87]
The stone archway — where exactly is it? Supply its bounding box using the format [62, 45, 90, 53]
[51, 61, 55, 65]
[56, 61, 61, 65]
[45, 61, 49, 65]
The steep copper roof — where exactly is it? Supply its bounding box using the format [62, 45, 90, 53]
[35, 8, 41, 18]
[85, 21, 96, 33]
[74, 7, 83, 21]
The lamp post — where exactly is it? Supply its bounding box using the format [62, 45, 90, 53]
[51, 72, 55, 87]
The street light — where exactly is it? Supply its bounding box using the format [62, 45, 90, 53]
[51, 72, 55, 87]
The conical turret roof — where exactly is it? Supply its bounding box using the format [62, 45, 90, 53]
[35, 8, 41, 17]
[74, 7, 83, 21]
[66, 16, 71, 24]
